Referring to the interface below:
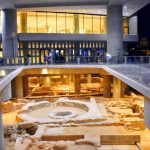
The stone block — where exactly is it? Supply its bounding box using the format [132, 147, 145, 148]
[42, 134, 84, 141]
[100, 135, 141, 145]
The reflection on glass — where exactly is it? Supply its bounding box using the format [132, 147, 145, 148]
[57, 13, 66, 33]
[37, 12, 47, 33]
[27, 12, 37, 33]
[47, 13, 56, 33]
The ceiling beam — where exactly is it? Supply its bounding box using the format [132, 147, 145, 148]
[15, 1, 107, 9]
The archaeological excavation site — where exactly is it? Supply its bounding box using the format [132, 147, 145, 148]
[0, 66, 149, 150]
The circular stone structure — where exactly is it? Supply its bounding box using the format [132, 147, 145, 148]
[48, 110, 78, 119]
[17, 98, 106, 124]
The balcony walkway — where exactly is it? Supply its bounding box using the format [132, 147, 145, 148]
[0, 63, 150, 101]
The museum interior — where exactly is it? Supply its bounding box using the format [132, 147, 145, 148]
[0, 0, 150, 150]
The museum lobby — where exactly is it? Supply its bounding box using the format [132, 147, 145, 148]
[0, 0, 150, 150]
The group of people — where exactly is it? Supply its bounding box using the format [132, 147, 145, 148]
[44, 53, 52, 64]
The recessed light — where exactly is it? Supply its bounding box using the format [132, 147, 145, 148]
[124, 6, 127, 9]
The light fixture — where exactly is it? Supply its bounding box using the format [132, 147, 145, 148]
[42, 68, 48, 74]
[0, 70, 6, 76]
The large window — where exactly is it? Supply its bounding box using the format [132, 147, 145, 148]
[66, 14, 74, 33]
[101, 16, 106, 34]
[84, 15, 92, 34]
[27, 12, 37, 33]
[93, 16, 100, 34]
[79, 14, 84, 33]
[17, 11, 133, 35]
[57, 13, 66, 33]
[37, 12, 47, 33]
[47, 13, 56, 33]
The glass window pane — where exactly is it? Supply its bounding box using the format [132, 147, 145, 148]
[79, 14, 84, 33]
[0, 11, 1, 33]
[47, 13, 56, 33]
[101, 16, 106, 34]
[93, 16, 100, 34]
[37, 12, 47, 33]
[66, 14, 74, 33]
[17, 12, 21, 33]
[27, 12, 37, 33]
[57, 13, 66, 33]
[123, 17, 129, 35]
[84, 15, 92, 34]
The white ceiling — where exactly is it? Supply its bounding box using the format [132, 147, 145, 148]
[0, 0, 150, 16]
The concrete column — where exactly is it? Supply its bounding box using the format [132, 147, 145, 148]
[74, 75, 80, 94]
[0, 83, 12, 102]
[42, 76, 51, 86]
[11, 76, 23, 98]
[0, 104, 5, 150]
[74, 14, 79, 34]
[103, 75, 112, 98]
[60, 75, 64, 83]
[87, 74, 91, 84]
[69, 75, 72, 84]
[20, 12, 27, 33]
[144, 97, 150, 129]
[23, 76, 28, 97]
[2, 9, 18, 58]
[107, 2, 123, 56]
[113, 77, 125, 99]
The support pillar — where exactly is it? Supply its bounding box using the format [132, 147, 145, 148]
[87, 74, 91, 84]
[0, 104, 5, 150]
[144, 97, 150, 129]
[107, 2, 123, 56]
[113, 77, 125, 99]
[74, 75, 80, 94]
[20, 12, 27, 33]
[11, 76, 23, 98]
[103, 75, 112, 98]
[0, 83, 12, 102]
[42, 76, 51, 86]
[2, 9, 18, 58]
[23, 76, 29, 97]
[69, 75, 72, 84]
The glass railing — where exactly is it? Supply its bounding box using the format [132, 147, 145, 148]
[0, 56, 150, 66]
[0, 56, 150, 87]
